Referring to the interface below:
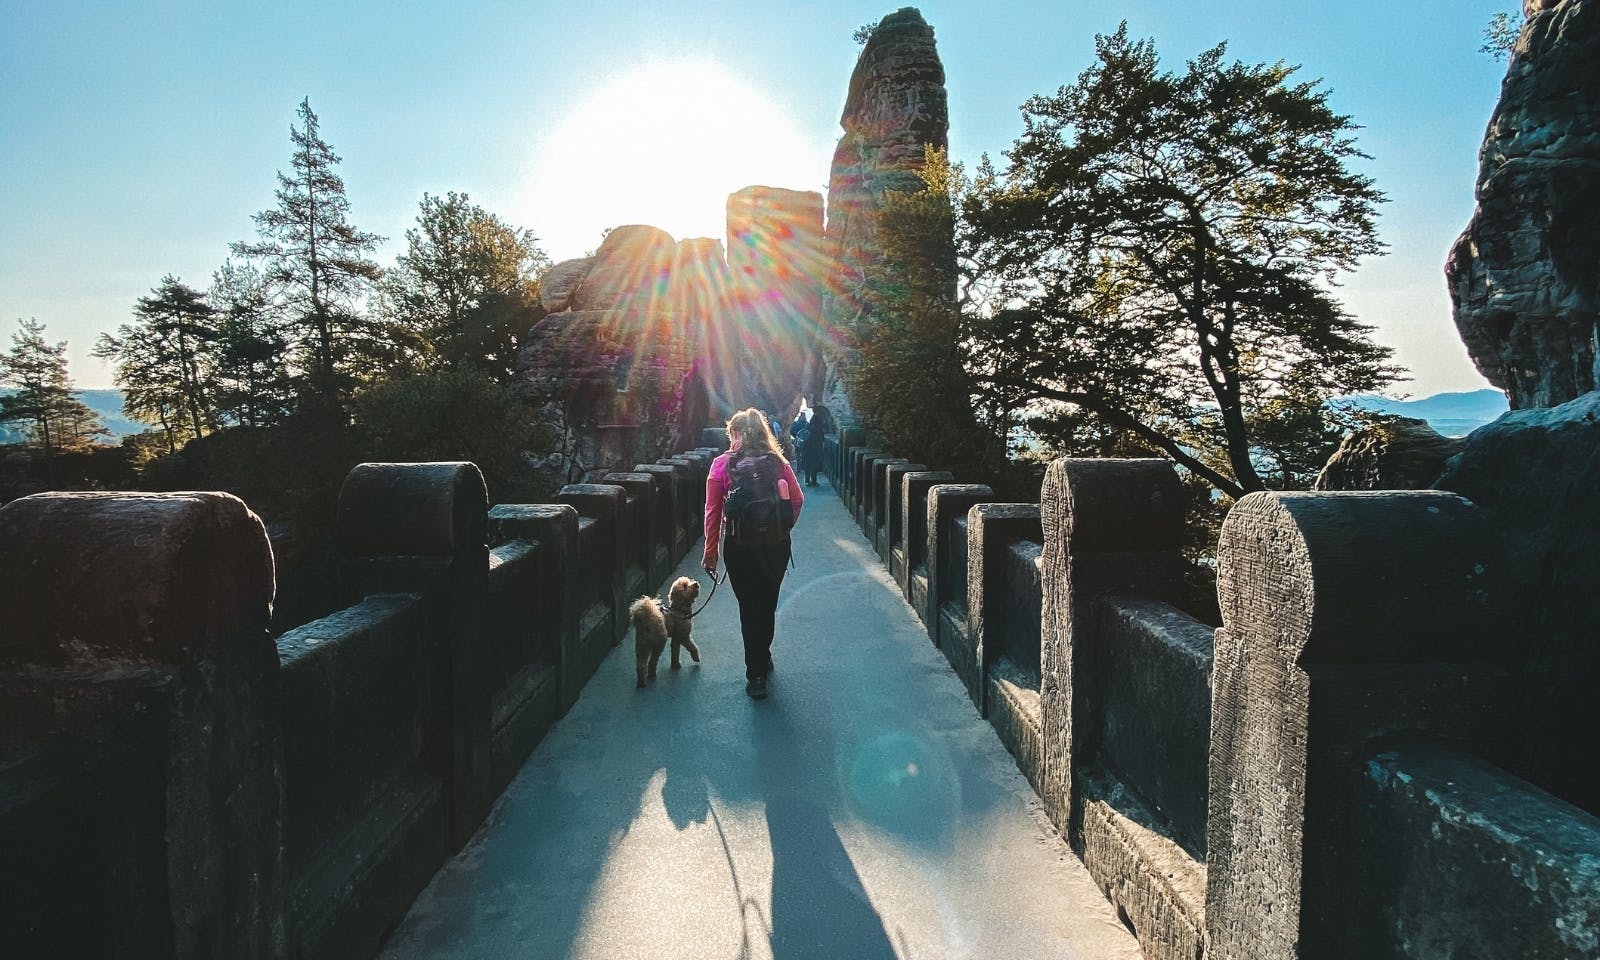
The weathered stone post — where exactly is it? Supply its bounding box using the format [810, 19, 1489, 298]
[967, 503, 1043, 716]
[837, 427, 867, 487]
[487, 502, 580, 722]
[701, 426, 729, 451]
[635, 462, 686, 565]
[858, 453, 896, 533]
[557, 483, 629, 649]
[1206, 491, 1510, 960]
[882, 462, 926, 576]
[604, 471, 666, 590]
[924, 483, 993, 643]
[0, 492, 285, 959]
[852, 450, 886, 524]
[869, 457, 911, 558]
[1039, 459, 1183, 835]
[901, 469, 954, 603]
[337, 462, 491, 848]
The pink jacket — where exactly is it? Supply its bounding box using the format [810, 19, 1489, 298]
[703, 450, 804, 564]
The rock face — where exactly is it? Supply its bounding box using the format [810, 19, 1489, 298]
[1435, 391, 1600, 814]
[724, 186, 827, 424]
[513, 202, 829, 480]
[1312, 418, 1465, 491]
[823, 7, 951, 424]
[515, 227, 705, 482]
[1447, 0, 1600, 409]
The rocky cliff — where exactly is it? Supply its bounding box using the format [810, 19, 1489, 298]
[822, 7, 950, 424]
[1447, 0, 1600, 409]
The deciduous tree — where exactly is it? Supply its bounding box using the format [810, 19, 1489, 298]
[965, 26, 1400, 497]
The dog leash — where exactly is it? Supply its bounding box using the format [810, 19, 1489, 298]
[687, 569, 722, 619]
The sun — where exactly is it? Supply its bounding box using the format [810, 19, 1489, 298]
[519, 60, 824, 259]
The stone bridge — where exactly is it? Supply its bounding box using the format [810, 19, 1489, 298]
[3, 432, 1597, 959]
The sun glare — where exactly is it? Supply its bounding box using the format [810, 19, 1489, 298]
[519, 60, 823, 259]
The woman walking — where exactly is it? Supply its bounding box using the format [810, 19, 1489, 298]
[800, 404, 833, 487]
[702, 408, 804, 699]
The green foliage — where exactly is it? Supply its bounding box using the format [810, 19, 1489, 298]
[383, 191, 549, 383]
[351, 368, 558, 504]
[231, 98, 385, 415]
[964, 25, 1400, 497]
[210, 260, 295, 427]
[1482, 10, 1525, 61]
[96, 275, 220, 447]
[853, 22, 876, 45]
[848, 147, 1007, 484]
[1, 319, 105, 461]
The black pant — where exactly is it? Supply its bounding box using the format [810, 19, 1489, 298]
[724, 537, 791, 679]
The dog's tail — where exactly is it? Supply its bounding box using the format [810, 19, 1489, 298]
[629, 596, 664, 630]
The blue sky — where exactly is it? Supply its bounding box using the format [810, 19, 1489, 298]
[1, 1, 1516, 393]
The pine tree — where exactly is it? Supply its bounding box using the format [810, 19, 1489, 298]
[95, 276, 222, 448]
[1, 318, 104, 479]
[232, 98, 384, 415]
[210, 259, 293, 427]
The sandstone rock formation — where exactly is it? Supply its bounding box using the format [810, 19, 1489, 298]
[822, 7, 950, 423]
[1436, 390, 1600, 814]
[515, 226, 705, 482]
[1447, 0, 1600, 408]
[1312, 417, 1465, 491]
[725, 186, 826, 424]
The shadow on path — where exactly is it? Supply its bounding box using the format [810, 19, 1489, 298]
[379, 477, 1139, 960]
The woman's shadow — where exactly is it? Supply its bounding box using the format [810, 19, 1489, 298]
[660, 700, 900, 960]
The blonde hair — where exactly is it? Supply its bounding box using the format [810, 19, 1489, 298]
[726, 408, 787, 461]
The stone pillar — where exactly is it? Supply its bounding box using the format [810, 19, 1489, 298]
[635, 463, 686, 565]
[869, 457, 911, 559]
[967, 503, 1043, 716]
[901, 470, 954, 601]
[882, 462, 926, 575]
[658, 457, 701, 548]
[337, 462, 491, 847]
[701, 427, 729, 452]
[1039, 459, 1183, 836]
[857, 452, 892, 528]
[604, 471, 666, 591]
[487, 504, 580, 713]
[557, 482, 630, 652]
[925, 483, 993, 643]
[0, 492, 284, 959]
[1206, 491, 1511, 960]
[838, 427, 867, 485]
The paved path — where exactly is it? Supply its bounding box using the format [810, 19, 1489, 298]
[381, 479, 1142, 960]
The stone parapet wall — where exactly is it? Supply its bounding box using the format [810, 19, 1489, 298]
[0, 454, 703, 959]
[827, 443, 1600, 959]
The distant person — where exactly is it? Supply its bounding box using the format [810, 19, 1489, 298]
[800, 404, 833, 487]
[703, 407, 804, 700]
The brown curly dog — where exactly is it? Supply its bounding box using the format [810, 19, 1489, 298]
[629, 576, 701, 688]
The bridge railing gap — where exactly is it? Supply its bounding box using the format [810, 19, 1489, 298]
[828, 444, 1600, 960]
[0, 451, 707, 959]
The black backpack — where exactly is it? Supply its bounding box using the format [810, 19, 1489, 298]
[723, 453, 793, 545]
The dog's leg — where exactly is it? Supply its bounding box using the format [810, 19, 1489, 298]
[683, 635, 700, 663]
[647, 646, 661, 680]
[670, 635, 682, 670]
[636, 646, 648, 688]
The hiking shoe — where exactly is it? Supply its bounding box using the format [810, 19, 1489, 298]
[746, 674, 768, 700]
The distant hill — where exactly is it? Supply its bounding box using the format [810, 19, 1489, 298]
[1342, 388, 1509, 437]
[0, 388, 154, 442]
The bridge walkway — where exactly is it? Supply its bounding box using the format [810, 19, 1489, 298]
[380, 477, 1141, 960]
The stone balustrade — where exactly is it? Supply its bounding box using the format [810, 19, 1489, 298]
[0, 450, 708, 960]
[826, 444, 1600, 960]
